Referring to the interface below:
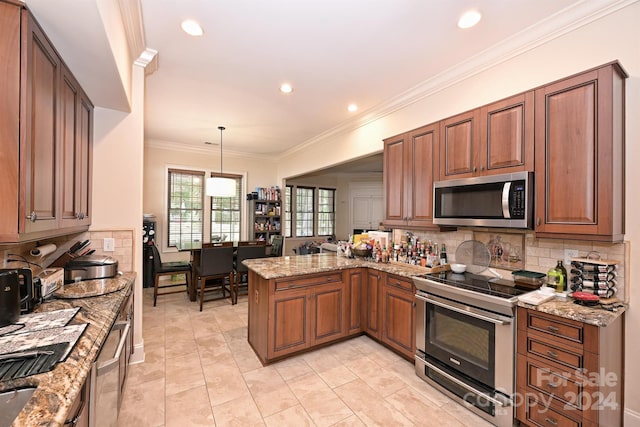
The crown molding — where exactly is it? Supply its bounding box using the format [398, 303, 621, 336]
[280, 0, 637, 160]
[134, 48, 158, 73]
[145, 138, 278, 161]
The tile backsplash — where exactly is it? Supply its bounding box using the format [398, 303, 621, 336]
[391, 228, 629, 302]
[1, 229, 135, 275]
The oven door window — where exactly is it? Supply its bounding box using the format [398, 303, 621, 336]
[425, 303, 495, 387]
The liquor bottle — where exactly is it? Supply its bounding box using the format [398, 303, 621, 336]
[440, 243, 447, 265]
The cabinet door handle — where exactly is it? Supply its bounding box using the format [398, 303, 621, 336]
[480, 165, 485, 171]
[547, 325, 559, 333]
[545, 381, 559, 389]
[544, 417, 558, 426]
[473, 166, 477, 173]
[26, 211, 37, 222]
[536, 217, 541, 226]
[547, 350, 558, 359]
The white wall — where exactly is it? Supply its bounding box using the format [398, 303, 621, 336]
[277, 3, 640, 424]
[92, 65, 145, 363]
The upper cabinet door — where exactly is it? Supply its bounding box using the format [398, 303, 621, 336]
[534, 63, 626, 241]
[21, 11, 61, 235]
[480, 91, 534, 175]
[440, 110, 478, 179]
[383, 135, 406, 226]
[406, 123, 438, 227]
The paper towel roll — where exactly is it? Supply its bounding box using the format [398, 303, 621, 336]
[30, 243, 57, 258]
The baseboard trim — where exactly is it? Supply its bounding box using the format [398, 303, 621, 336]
[625, 407, 640, 427]
[129, 341, 145, 364]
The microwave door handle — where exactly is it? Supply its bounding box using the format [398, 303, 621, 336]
[502, 182, 511, 219]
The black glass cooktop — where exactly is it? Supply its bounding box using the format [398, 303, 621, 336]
[415, 272, 530, 299]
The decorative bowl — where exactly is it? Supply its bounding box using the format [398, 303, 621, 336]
[450, 263, 467, 274]
[351, 248, 372, 258]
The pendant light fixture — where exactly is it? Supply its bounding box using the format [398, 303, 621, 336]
[206, 126, 236, 197]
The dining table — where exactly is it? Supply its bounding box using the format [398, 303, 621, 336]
[175, 240, 271, 301]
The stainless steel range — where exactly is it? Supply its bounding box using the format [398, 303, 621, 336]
[413, 272, 529, 427]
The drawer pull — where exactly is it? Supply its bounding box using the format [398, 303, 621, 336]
[544, 417, 558, 426]
[547, 325, 559, 333]
[547, 350, 558, 359]
[545, 381, 559, 389]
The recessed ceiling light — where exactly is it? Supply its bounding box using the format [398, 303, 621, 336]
[181, 19, 204, 36]
[347, 104, 358, 112]
[457, 10, 482, 29]
[280, 83, 293, 93]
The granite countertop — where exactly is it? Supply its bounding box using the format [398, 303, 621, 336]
[242, 253, 430, 279]
[517, 297, 626, 327]
[0, 272, 136, 427]
[245, 254, 627, 327]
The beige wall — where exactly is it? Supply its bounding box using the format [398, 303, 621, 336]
[143, 143, 278, 262]
[276, 4, 640, 423]
[92, 64, 145, 362]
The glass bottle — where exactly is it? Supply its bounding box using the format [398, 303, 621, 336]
[440, 243, 447, 265]
[556, 260, 568, 292]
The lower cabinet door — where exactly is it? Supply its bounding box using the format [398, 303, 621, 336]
[269, 287, 310, 359]
[381, 281, 415, 360]
[312, 282, 346, 345]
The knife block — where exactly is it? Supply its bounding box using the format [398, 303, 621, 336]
[49, 252, 78, 268]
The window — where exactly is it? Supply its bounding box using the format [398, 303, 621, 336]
[167, 169, 204, 247]
[295, 187, 314, 237]
[285, 185, 292, 237]
[317, 188, 335, 236]
[211, 174, 242, 242]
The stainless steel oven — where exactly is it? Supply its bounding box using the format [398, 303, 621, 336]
[413, 272, 526, 427]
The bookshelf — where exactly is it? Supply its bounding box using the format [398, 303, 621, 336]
[249, 187, 281, 242]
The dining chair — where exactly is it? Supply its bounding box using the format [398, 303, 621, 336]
[269, 235, 284, 257]
[233, 241, 267, 304]
[194, 241, 234, 311]
[151, 244, 192, 307]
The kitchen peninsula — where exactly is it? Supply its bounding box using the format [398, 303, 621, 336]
[0, 273, 135, 427]
[245, 253, 429, 364]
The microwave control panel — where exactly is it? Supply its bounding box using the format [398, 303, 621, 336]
[509, 180, 526, 218]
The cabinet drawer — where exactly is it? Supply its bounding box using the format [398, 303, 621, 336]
[523, 394, 582, 427]
[526, 311, 584, 346]
[525, 360, 583, 410]
[275, 272, 342, 291]
[526, 336, 584, 370]
[385, 274, 413, 292]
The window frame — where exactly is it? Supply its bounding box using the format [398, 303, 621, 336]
[317, 187, 336, 237]
[167, 168, 205, 248]
[295, 186, 315, 238]
[210, 173, 243, 243]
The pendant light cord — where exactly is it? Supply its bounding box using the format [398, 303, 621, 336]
[218, 126, 225, 178]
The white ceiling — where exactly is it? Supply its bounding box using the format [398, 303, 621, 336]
[23, 0, 625, 158]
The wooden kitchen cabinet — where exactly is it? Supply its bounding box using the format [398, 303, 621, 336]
[383, 122, 440, 229]
[364, 269, 383, 339]
[516, 307, 623, 427]
[440, 92, 533, 180]
[60, 64, 93, 228]
[347, 268, 363, 335]
[268, 271, 346, 360]
[534, 62, 626, 242]
[381, 274, 415, 360]
[0, 3, 93, 242]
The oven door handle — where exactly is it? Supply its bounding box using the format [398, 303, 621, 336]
[97, 321, 130, 375]
[415, 293, 511, 325]
[415, 354, 512, 408]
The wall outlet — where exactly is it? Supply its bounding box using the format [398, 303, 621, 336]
[103, 238, 115, 252]
[564, 249, 579, 266]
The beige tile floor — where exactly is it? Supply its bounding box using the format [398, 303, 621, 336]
[118, 288, 494, 427]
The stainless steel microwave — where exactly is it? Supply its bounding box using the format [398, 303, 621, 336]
[433, 171, 533, 228]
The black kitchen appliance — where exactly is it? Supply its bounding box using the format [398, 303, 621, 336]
[0, 270, 21, 327]
[0, 268, 41, 317]
[143, 216, 156, 288]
